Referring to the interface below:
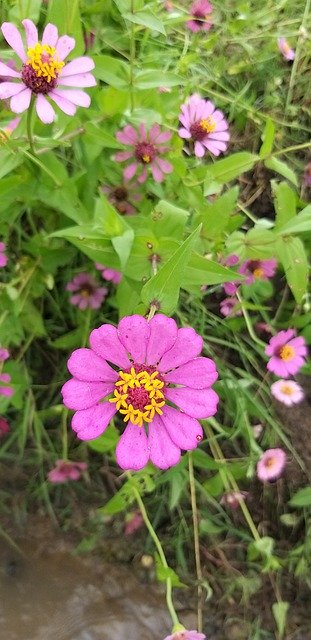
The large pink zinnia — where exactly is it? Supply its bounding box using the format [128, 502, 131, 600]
[178, 94, 229, 157]
[186, 0, 213, 33]
[115, 123, 173, 183]
[265, 329, 307, 378]
[61, 314, 219, 471]
[0, 20, 95, 123]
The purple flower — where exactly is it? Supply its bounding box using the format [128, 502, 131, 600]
[271, 379, 304, 406]
[0, 416, 10, 437]
[115, 123, 173, 183]
[0, 242, 7, 267]
[164, 630, 206, 640]
[277, 38, 295, 61]
[257, 448, 286, 482]
[0, 347, 9, 361]
[220, 296, 242, 318]
[186, 0, 213, 33]
[0, 20, 96, 123]
[101, 180, 141, 215]
[61, 314, 219, 471]
[95, 264, 122, 285]
[66, 273, 108, 310]
[238, 259, 277, 285]
[48, 459, 87, 483]
[178, 94, 229, 157]
[265, 329, 307, 378]
[0, 373, 14, 397]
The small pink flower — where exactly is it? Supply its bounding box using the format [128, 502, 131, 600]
[271, 379, 304, 406]
[265, 329, 307, 378]
[0, 417, 10, 437]
[0, 372, 14, 397]
[0, 347, 10, 361]
[277, 38, 295, 61]
[115, 123, 173, 183]
[220, 491, 248, 509]
[238, 259, 277, 285]
[186, 0, 213, 33]
[179, 94, 229, 157]
[66, 273, 108, 310]
[101, 181, 140, 215]
[257, 448, 286, 482]
[0, 20, 96, 123]
[0, 241, 8, 267]
[48, 459, 87, 483]
[303, 162, 311, 187]
[61, 314, 219, 471]
[222, 254, 240, 296]
[164, 630, 206, 640]
[124, 510, 144, 536]
[220, 296, 242, 317]
[95, 264, 122, 285]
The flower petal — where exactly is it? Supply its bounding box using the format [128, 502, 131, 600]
[50, 88, 90, 107]
[148, 415, 181, 469]
[161, 405, 203, 450]
[0, 61, 21, 78]
[178, 127, 191, 138]
[61, 378, 114, 410]
[123, 162, 138, 181]
[67, 348, 119, 382]
[42, 23, 58, 47]
[35, 94, 55, 123]
[194, 141, 205, 157]
[1, 22, 26, 62]
[71, 402, 117, 440]
[164, 357, 218, 389]
[118, 315, 150, 364]
[58, 72, 96, 87]
[61, 56, 95, 76]
[0, 82, 25, 99]
[116, 422, 149, 470]
[116, 125, 138, 145]
[89, 324, 131, 368]
[56, 35, 75, 61]
[145, 314, 177, 365]
[158, 327, 203, 372]
[10, 87, 31, 113]
[22, 19, 38, 48]
[151, 163, 163, 182]
[165, 387, 219, 419]
[48, 91, 77, 116]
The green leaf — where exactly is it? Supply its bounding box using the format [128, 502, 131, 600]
[123, 11, 166, 35]
[275, 205, 311, 235]
[155, 556, 186, 587]
[204, 152, 259, 191]
[200, 187, 239, 238]
[183, 254, 240, 287]
[47, 0, 84, 55]
[259, 118, 275, 159]
[265, 156, 298, 187]
[272, 601, 289, 638]
[141, 226, 201, 314]
[244, 228, 276, 258]
[276, 236, 308, 304]
[289, 486, 311, 508]
[135, 69, 182, 89]
[151, 200, 189, 240]
[51, 327, 84, 350]
[88, 424, 119, 453]
[272, 181, 296, 229]
[92, 55, 130, 89]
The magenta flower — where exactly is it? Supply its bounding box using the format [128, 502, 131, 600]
[66, 273, 108, 310]
[101, 180, 140, 215]
[0, 347, 9, 361]
[95, 264, 122, 285]
[186, 0, 213, 33]
[178, 94, 229, 157]
[265, 329, 307, 378]
[0, 20, 96, 123]
[277, 37, 295, 61]
[115, 123, 173, 183]
[238, 259, 277, 285]
[164, 630, 206, 640]
[220, 296, 242, 318]
[61, 314, 219, 471]
[0, 242, 7, 268]
[0, 373, 14, 397]
[257, 448, 286, 482]
[271, 379, 304, 406]
[0, 417, 10, 437]
[48, 459, 87, 483]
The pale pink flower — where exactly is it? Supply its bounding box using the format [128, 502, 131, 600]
[238, 259, 277, 285]
[0, 372, 14, 397]
[164, 630, 206, 640]
[0, 20, 96, 123]
[95, 264, 122, 285]
[115, 123, 173, 183]
[257, 448, 286, 482]
[179, 94, 229, 157]
[186, 0, 213, 33]
[0, 417, 10, 437]
[265, 329, 307, 378]
[277, 37, 295, 61]
[220, 491, 248, 509]
[0, 241, 7, 267]
[61, 314, 219, 471]
[48, 459, 87, 483]
[0, 347, 9, 361]
[124, 510, 144, 536]
[66, 273, 108, 310]
[271, 379, 304, 406]
[220, 296, 242, 317]
[101, 180, 140, 215]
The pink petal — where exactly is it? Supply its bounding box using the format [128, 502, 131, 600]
[116, 422, 149, 470]
[0, 61, 21, 78]
[158, 327, 203, 372]
[0, 82, 24, 99]
[151, 163, 163, 182]
[164, 357, 218, 388]
[56, 35, 75, 61]
[178, 127, 191, 139]
[137, 166, 147, 183]
[89, 324, 131, 369]
[22, 19, 38, 48]
[148, 415, 181, 469]
[208, 131, 230, 141]
[115, 151, 133, 162]
[42, 23, 58, 47]
[71, 402, 117, 440]
[123, 162, 138, 181]
[203, 140, 223, 156]
[118, 315, 150, 363]
[116, 125, 138, 145]
[155, 158, 173, 174]
[194, 141, 205, 157]
[50, 88, 90, 107]
[1, 22, 26, 62]
[61, 378, 114, 410]
[58, 73, 96, 87]
[10, 87, 31, 113]
[154, 130, 172, 143]
[161, 405, 203, 450]
[145, 314, 178, 366]
[67, 348, 119, 383]
[48, 91, 77, 116]
[61, 56, 95, 77]
[165, 387, 219, 419]
[35, 94, 55, 123]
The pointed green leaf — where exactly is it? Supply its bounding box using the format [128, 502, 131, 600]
[276, 236, 308, 303]
[204, 152, 259, 191]
[259, 118, 275, 159]
[272, 181, 297, 229]
[265, 156, 298, 187]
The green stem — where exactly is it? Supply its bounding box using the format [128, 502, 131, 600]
[188, 452, 203, 633]
[285, 0, 311, 112]
[26, 96, 35, 154]
[272, 141, 311, 157]
[129, 0, 136, 113]
[236, 291, 266, 348]
[62, 408, 68, 460]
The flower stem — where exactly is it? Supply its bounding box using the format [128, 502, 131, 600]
[129, 0, 136, 113]
[188, 452, 204, 633]
[236, 291, 266, 348]
[26, 96, 36, 154]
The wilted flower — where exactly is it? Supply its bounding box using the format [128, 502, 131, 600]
[220, 296, 242, 317]
[48, 459, 87, 483]
[271, 379, 304, 406]
[95, 264, 122, 285]
[0, 242, 8, 267]
[186, 0, 213, 33]
[265, 329, 307, 378]
[61, 314, 219, 471]
[164, 630, 206, 640]
[115, 123, 173, 183]
[0, 373, 14, 397]
[0, 347, 9, 361]
[277, 37, 295, 61]
[0, 19, 96, 123]
[0, 417, 10, 437]
[257, 448, 286, 482]
[101, 180, 140, 215]
[238, 259, 277, 285]
[66, 273, 108, 310]
[303, 162, 311, 187]
[220, 491, 248, 509]
[178, 94, 229, 157]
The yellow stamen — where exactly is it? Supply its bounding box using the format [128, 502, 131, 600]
[200, 116, 216, 134]
[280, 384, 294, 396]
[253, 267, 264, 279]
[109, 367, 165, 427]
[265, 456, 276, 469]
[142, 154, 151, 163]
[26, 43, 64, 82]
[279, 345, 295, 362]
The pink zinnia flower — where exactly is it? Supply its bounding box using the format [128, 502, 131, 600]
[271, 379, 304, 406]
[178, 94, 229, 157]
[0, 417, 10, 437]
[61, 314, 219, 471]
[265, 329, 307, 378]
[0, 242, 7, 267]
[238, 259, 277, 285]
[257, 448, 286, 482]
[0, 347, 9, 361]
[220, 296, 242, 318]
[95, 264, 122, 285]
[186, 0, 213, 33]
[66, 273, 108, 310]
[0, 373, 14, 397]
[164, 630, 206, 640]
[0, 20, 96, 123]
[101, 181, 140, 215]
[48, 459, 87, 483]
[115, 123, 173, 183]
[277, 37, 295, 61]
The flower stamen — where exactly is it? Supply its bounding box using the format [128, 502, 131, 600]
[110, 366, 165, 428]
[278, 345, 295, 362]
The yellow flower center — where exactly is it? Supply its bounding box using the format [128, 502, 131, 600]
[265, 456, 276, 469]
[109, 367, 165, 428]
[26, 43, 64, 82]
[279, 345, 295, 362]
[280, 384, 294, 396]
[200, 116, 216, 134]
[253, 267, 264, 279]
[142, 154, 151, 163]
